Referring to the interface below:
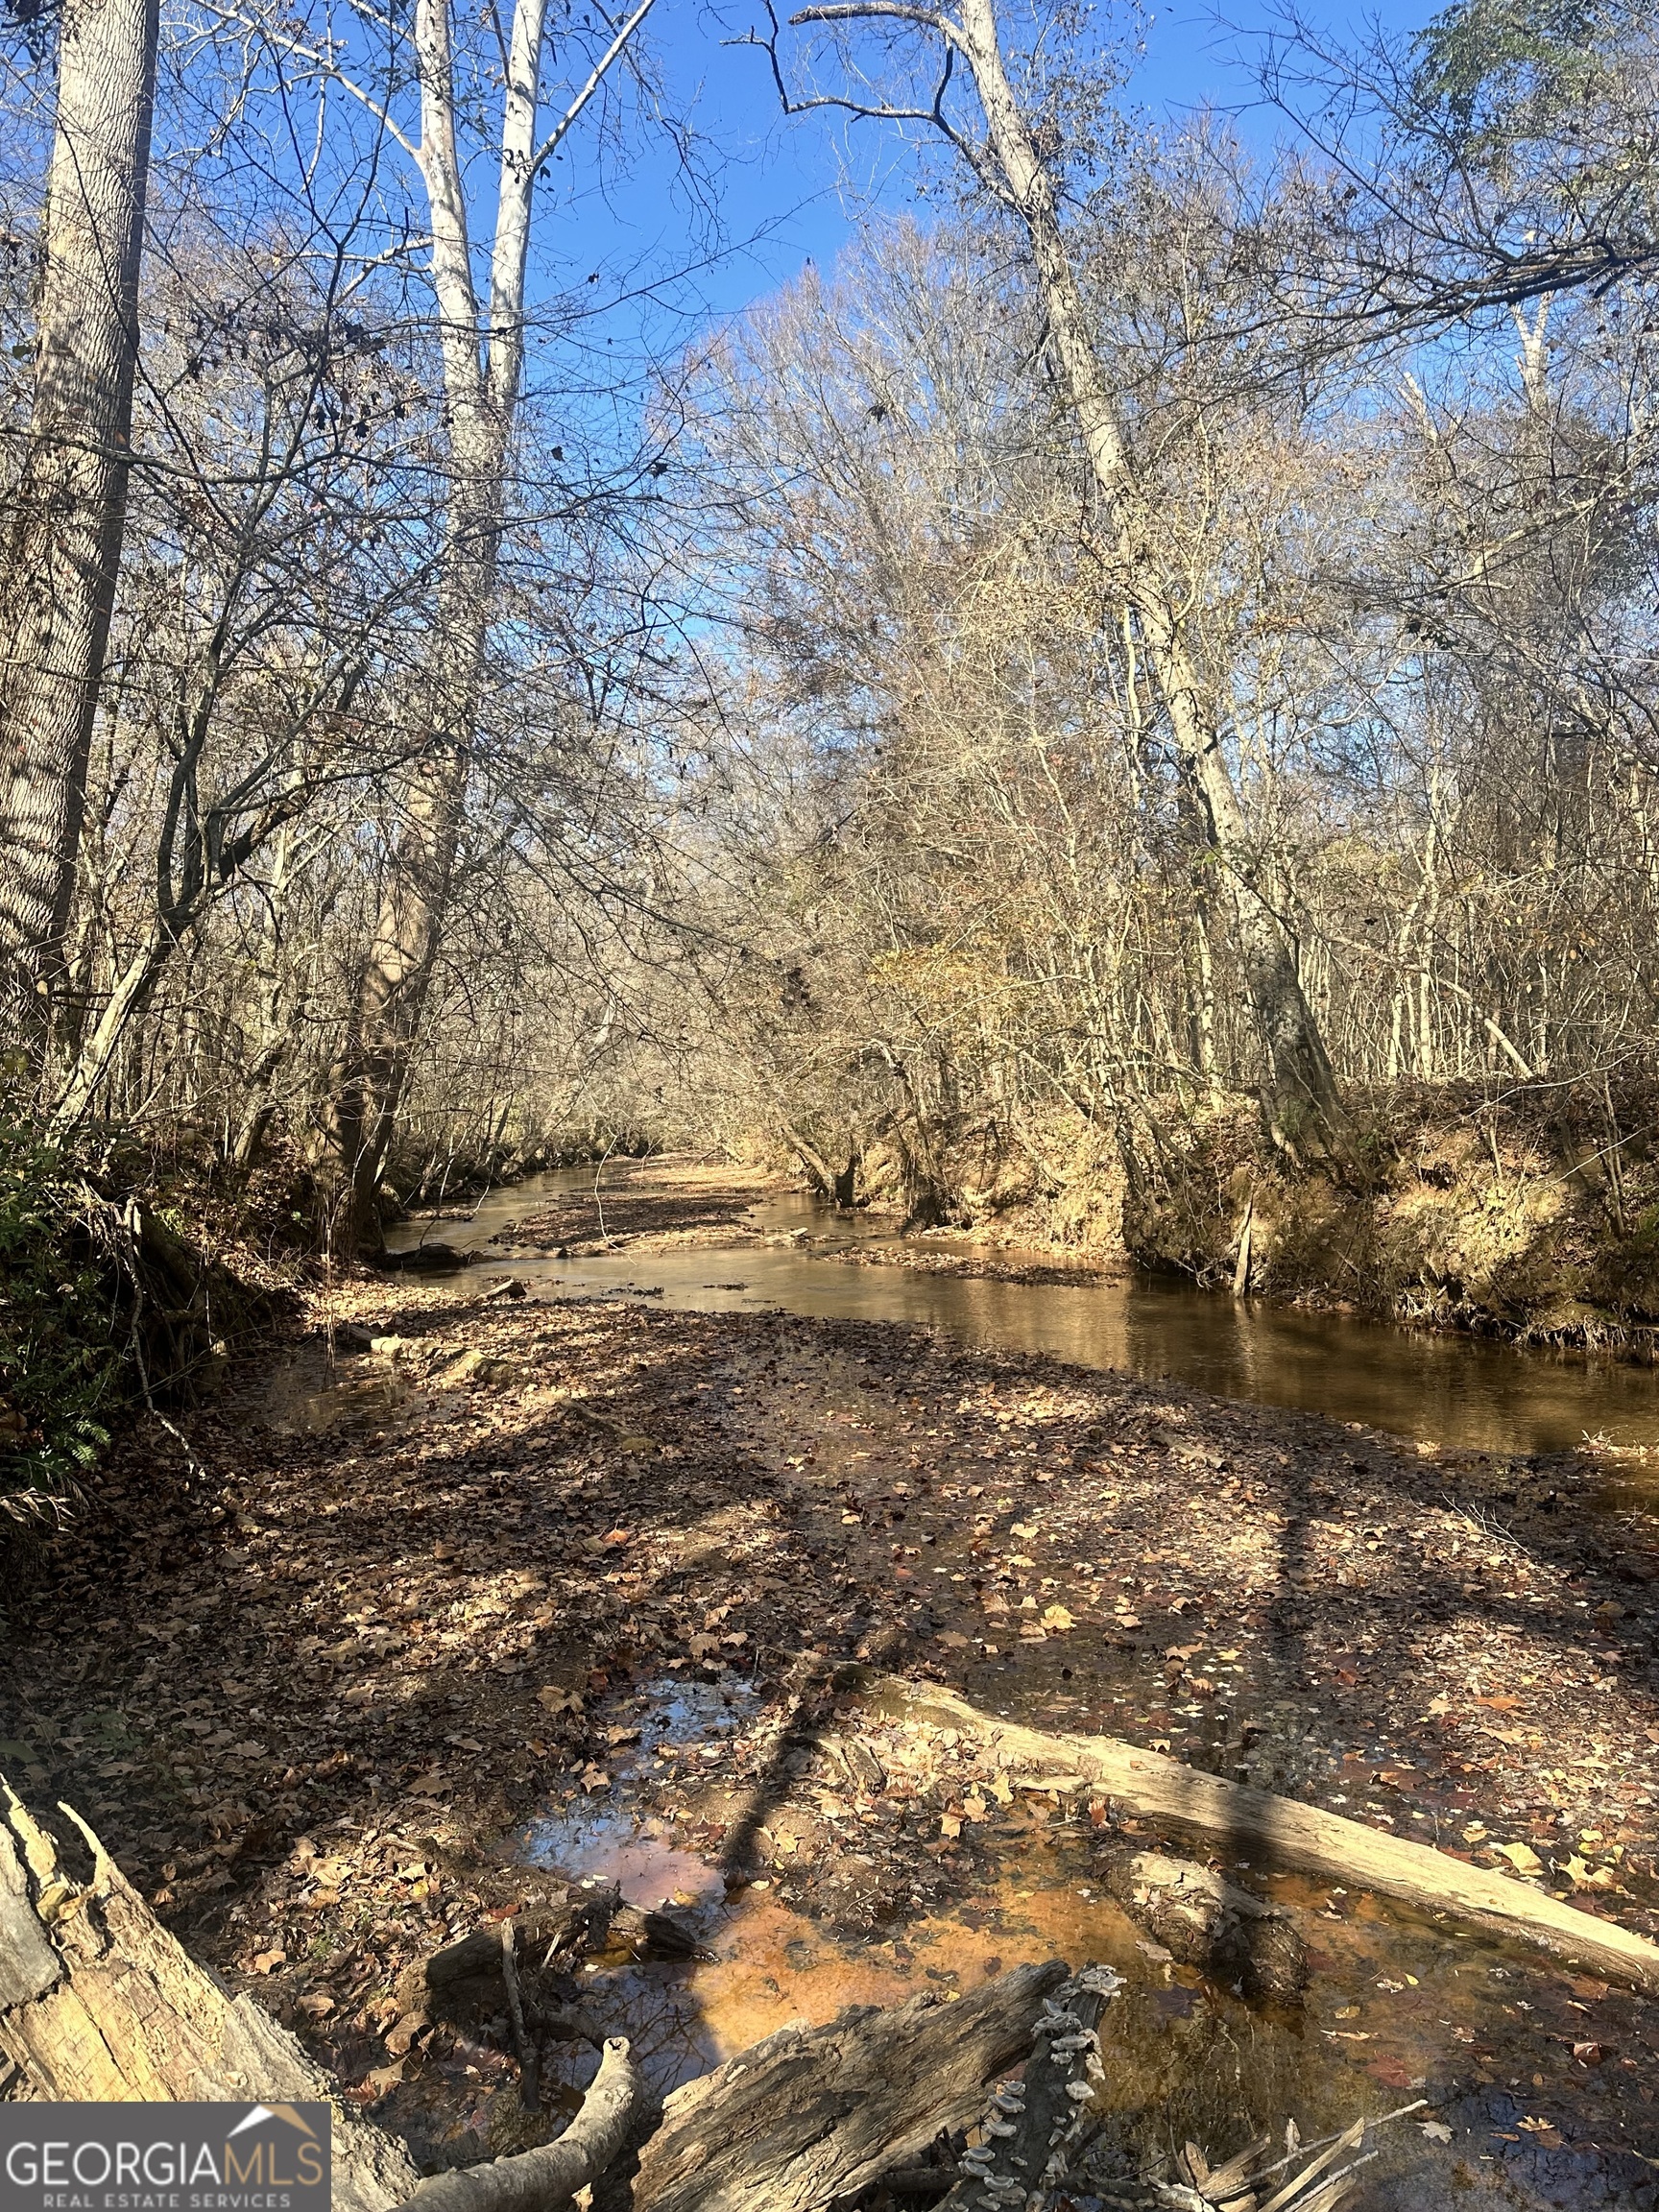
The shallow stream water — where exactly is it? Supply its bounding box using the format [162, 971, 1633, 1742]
[361, 1166, 1659, 2202]
[386, 1163, 1659, 1459]
[507, 1672, 1657, 2211]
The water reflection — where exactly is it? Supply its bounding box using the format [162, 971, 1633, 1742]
[386, 1168, 1659, 1459]
[521, 1677, 755, 1908]
[512, 1669, 1659, 2211]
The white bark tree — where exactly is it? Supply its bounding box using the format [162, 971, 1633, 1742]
[292, 0, 663, 1237]
[0, 0, 160, 1065]
[763, 0, 1349, 1155]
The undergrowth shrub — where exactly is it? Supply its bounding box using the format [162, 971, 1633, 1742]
[0, 1121, 127, 1530]
[0, 1118, 280, 1541]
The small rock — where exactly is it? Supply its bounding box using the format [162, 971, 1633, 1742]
[1102, 1850, 1307, 2004]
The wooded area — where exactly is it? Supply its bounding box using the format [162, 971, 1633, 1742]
[4, 0, 1659, 1254]
[5, 0, 1659, 2195]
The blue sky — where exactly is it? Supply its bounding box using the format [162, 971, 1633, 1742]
[555, 0, 1442, 330]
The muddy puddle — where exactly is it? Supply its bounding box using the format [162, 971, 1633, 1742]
[254, 1355, 423, 1435]
[374, 1164, 1659, 1459]
[492, 1671, 1659, 2210]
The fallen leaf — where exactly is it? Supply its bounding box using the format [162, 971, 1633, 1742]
[1496, 1841, 1545, 1875]
[1041, 1606, 1074, 1631]
[1420, 2122, 1453, 2143]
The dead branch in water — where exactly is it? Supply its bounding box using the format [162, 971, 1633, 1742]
[878, 1675, 1659, 1995]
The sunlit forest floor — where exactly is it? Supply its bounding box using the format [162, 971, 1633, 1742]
[6, 1174, 1659, 2198]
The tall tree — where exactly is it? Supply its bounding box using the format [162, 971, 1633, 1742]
[765, 0, 1349, 1156]
[0, 0, 160, 1064]
[301, 0, 662, 1238]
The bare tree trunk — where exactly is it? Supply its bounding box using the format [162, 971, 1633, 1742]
[229, 823, 301, 1168]
[0, 0, 158, 1062]
[805, 0, 1347, 1155]
[330, 487, 496, 1242]
[325, 0, 657, 1241]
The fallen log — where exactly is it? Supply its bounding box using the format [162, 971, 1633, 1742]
[376, 1242, 472, 1274]
[0, 1782, 420, 2212]
[880, 1677, 1659, 1996]
[392, 1880, 615, 2036]
[385, 1885, 692, 2060]
[630, 1960, 1067, 2212]
[933, 1964, 1115, 2212]
[0, 1782, 647, 2212]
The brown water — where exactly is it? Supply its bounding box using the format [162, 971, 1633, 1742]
[493, 1671, 1659, 2212]
[383, 1166, 1659, 1460]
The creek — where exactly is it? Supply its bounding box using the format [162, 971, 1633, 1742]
[365, 1164, 1659, 2206]
[388, 1163, 1659, 1460]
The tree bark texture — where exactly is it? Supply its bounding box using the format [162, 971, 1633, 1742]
[0, 1783, 421, 2212]
[629, 1960, 1067, 2212]
[326, 0, 518, 1235]
[0, 0, 158, 1054]
[933, 1965, 1115, 2212]
[325, 0, 658, 1235]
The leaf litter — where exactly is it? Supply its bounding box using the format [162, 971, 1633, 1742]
[4, 1226, 1659, 2201]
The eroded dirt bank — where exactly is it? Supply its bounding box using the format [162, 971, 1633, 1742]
[6, 1179, 1659, 2200]
[836, 1082, 1659, 1353]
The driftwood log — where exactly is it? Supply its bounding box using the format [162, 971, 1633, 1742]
[881, 1677, 1659, 1996]
[629, 1960, 1066, 2212]
[0, 1782, 421, 2212]
[388, 1881, 616, 2051]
